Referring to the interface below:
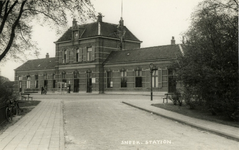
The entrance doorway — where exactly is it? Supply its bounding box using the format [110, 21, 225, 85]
[44, 80, 48, 88]
[74, 79, 79, 92]
[87, 72, 92, 93]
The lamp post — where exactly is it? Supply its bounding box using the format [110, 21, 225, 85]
[149, 63, 157, 101]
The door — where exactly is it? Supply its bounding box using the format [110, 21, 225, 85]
[44, 80, 48, 88]
[74, 79, 79, 92]
[87, 72, 92, 93]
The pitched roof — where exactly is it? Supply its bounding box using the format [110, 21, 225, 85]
[15, 57, 57, 71]
[104, 44, 183, 64]
[56, 22, 140, 42]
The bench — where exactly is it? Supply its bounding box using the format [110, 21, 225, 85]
[21, 93, 33, 101]
[163, 93, 182, 106]
[163, 93, 173, 103]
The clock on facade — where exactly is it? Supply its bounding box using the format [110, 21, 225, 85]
[74, 32, 78, 39]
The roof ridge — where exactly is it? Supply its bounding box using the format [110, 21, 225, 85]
[120, 44, 179, 52]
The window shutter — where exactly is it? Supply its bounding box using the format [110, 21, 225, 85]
[92, 46, 95, 61]
[79, 48, 83, 62]
[83, 47, 87, 61]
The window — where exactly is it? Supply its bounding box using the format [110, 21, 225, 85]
[152, 70, 158, 88]
[87, 47, 92, 61]
[121, 70, 127, 88]
[107, 71, 113, 88]
[76, 49, 79, 62]
[62, 50, 67, 63]
[162, 70, 168, 82]
[135, 70, 142, 87]
[35, 75, 38, 88]
[27, 75, 31, 89]
[62, 72, 66, 80]
[19, 76, 22, 81]
[19, 76, 22, 92]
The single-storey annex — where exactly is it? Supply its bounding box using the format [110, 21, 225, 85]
[15, 14, 184, 95]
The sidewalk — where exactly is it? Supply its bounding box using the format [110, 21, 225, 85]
[122, 99, 239, 142]
[0, 100, 64, 150]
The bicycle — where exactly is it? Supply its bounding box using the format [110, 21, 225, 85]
[5, 100, 21, 122]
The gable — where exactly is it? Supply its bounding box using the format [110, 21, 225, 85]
[56, 22, 140, 42]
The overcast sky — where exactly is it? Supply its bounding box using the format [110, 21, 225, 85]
[0, 0, 203, 81]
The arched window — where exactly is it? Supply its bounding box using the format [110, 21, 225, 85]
[106, 69, 113, 88]
[121, 69, 127, 88]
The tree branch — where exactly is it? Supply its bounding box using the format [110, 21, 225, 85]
[0, 0, 18, 34]
[23, 9, 62, 24]
[0, 0, 6, 18]
[0, 0, 26, 61]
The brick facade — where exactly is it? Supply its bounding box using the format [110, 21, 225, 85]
[15, 15, 183, 94]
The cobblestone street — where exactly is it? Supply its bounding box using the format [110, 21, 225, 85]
[0, 94, 238, 150]
[61, 95, 239, 150]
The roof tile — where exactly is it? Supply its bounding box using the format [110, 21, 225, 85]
[56, 22, 140, 42]
[104, 44, 182, 64]
[15, 57, 57, 71]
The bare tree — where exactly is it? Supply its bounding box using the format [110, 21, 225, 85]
[0, 0, 96, 62]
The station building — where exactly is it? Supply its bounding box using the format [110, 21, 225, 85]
[14, 14, 184, 95]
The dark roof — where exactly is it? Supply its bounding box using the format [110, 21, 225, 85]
[15, 57, 57, 71]
[104, 44, 183, 64]
[57, 22, 140, 42]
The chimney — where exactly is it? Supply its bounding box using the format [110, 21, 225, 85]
[119, 17, 124, 27]
[97, 13, 103, 22]
[72, 18, 77, 29]
[171, 36, 176, 45]
[46, 53, 49, 58]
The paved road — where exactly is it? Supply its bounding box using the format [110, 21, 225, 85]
[58, 95, 239, 150]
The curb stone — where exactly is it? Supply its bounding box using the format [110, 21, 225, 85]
[122, 101, 239, 142]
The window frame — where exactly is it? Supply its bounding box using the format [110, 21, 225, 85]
[106, 71, 113, 88]
[152, 70, 158, 88]
[121, 69, 127, 88]
[26, 75, 31, 89]
[87, 47, 92, 61]
[135, 69, 142, 88]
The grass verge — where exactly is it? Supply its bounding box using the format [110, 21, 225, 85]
[0, 100, 41, 134]
[151, 103, 239, 128]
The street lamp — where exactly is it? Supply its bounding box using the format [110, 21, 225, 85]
[149, 63, 157, 101]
